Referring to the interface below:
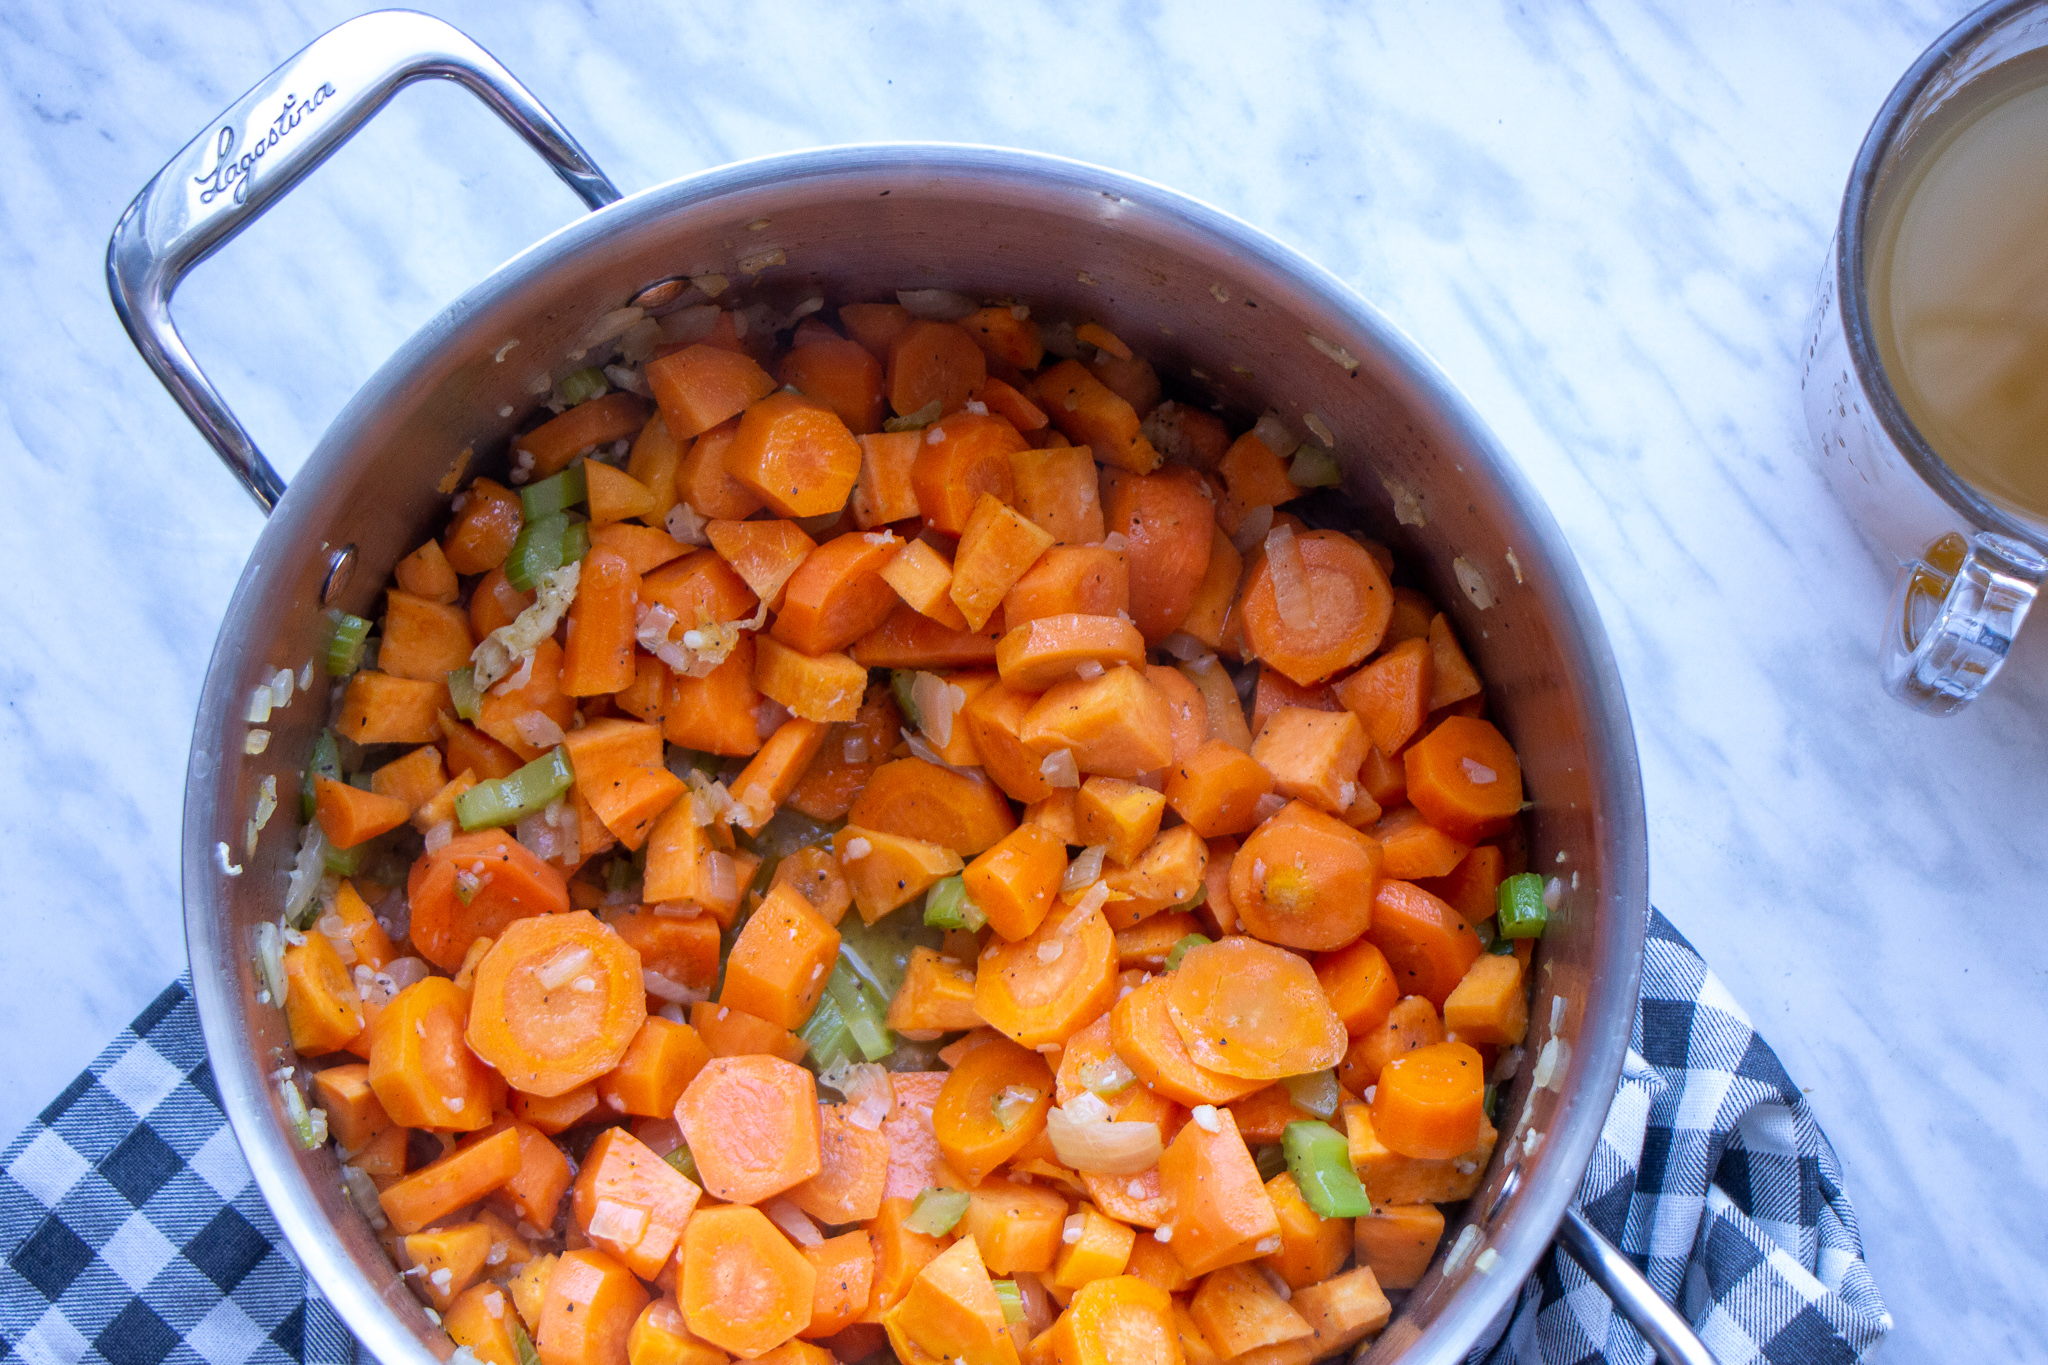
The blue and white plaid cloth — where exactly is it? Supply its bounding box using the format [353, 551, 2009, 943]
[1, 912, 1885, 1365]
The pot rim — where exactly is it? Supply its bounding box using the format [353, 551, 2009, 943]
[183, 140, 1647, 1365]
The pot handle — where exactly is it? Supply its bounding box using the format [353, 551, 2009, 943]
[106, 9, 620, 513]
[1557, 1207, 1721, 1365]
[1880, 530, 2044, 715]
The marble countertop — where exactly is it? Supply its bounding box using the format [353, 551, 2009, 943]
[4, 1, 2040, 1357]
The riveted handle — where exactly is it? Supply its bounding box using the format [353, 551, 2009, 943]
[1880, 530, 2044, 715]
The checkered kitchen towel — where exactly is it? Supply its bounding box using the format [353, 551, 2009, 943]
[0, 913, 1885, 1365]
[1473, 911, 1891, 1364]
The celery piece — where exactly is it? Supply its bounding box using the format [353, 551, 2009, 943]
[504, 511, 568, 592]
[447, 666, 482, 722]
[1496, 873, 1549, 939]
[904, 1186, 971, 1236]
[560, 518, 591, 567]
[663, 1142, 700, 1184]
[1282, 1120, 1371, 1218]
[1289, 445, 1342, 488]
[923, 876, 986, 931]
[1485, 918, 1517, 956]
[324, 840, 365, 877]
[890, 669, 923, 730]
[1175, 884, 1209, 910]
[826, 961, 895, 1061]
[456, 746, 575, 830]
[1483, 1082, 1500, 1123]
[882, 399, 943, 433]
[992, 1280, 1025, 1325]
[301, 730, 341, 820]
[801, 990, 854, 1070]
[991, 1086, 1038, 1132]
[1281, 1069, 1342, 1120]
[509, 1321, 542, 1365]
[560, 366, 609, 405]
[1165, 933, 1212, 972]
[606, 854, 637, 894]
[520, 463, 587, 520]
[324, 610, 371, 676]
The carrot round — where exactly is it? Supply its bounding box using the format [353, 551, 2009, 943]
[912, 412, 1022, 535]
[368, 976, 496, 1131]
[1338, 995, 1445, 1093]
[674, 1054, 823, 1204]
[1239, 528, 1392, 685]
[995, 613, 1146, 690]
[770, 531, 904, 656]
[1364, 879, 1483, 1006]
[1044, 1276, 1179, 1365]
[536, 1248, 650, 1365]
[1403, 715, 1524, 843]
[675, 415, 765, 520]
[1229, 800, 1384, 950]
[407, 831, 571, 970]
[1103, 466, 1216, 643]
[1314, 938, 1400, 1037]
[726, 391, 863, 519]
[1163, 937, 1347, 1080]
[933, 1033, 1054, 1185]
[640, 548, 759, 630]
[887, 319, 987, 417]
[1371, 1040, 1485, 1158]
[465, 911, 648, 1097]
[680, 1205, 818, 1357]
[1108, 976, 1264, 1107]
[1002, 544, 1128, 628]
[443, 477, 523, 575]
[780, 336, 886, 436]
[974, 905, 1119, 1048]
[841, 302, 913, 359]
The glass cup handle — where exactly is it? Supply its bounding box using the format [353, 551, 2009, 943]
[1882, 531, 2046, 715]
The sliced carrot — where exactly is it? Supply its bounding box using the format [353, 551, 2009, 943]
[465, 911, 647, 1098]
[396, 537, 460, 604]
[605, 907, 721, 993]
[444, 478, 525, 575]
[1402, 715, 1523, 843]
[597, 1017, 714, 1118]
[407, 830, 570, 970]
[283, 930, 363, 1055]
[1163, 937, 1346, 1080]
[914, 414, 1023, 536]
[538, 1248, 651, 1365]
[626, 412, 686, 528]
[312, 777, 409, 853]
[995, 614, 1146, 691]
[866, 1193, 948, 1318]
[379, 1126, 522, 1234]
[1002, 546, 1128, 629]
[1178, 528, 1244, 652]
[725, 392, 863, 519]
[1157, 1106, 1279, 1275]
[1359, 744, 1407, 811]
[1229, 800, 1384, 950]
[1074, 778, 1166, 867]
[1442, 953, 1528, 1048]
[787, 1105, 890, 1226]
[1112, 910, 1203, 972]
[799, 1231, 875, 1341]
[720, 883, 841, 1029]
[1333, 637, 1432, 758]
[381, 589, 474, 684]
[1416, 844, 1504, 927]
[371, 745, 448, 819]
[1249, 706, 1368, 818]
[1218, 431, 1298, 522]
[690, 1001, 807, 1063]
[1239, 529, 1392, 685]
[953, 495, 1055, 631]
[663, 635, 764, 757]
[675, 1055, 823, 1204]
[1102, 467, 1215, 643]
[851, 603, 1004, 668]
[310, 1063, 389, 1150]
[838, 827, 965, 924]
[1314, 939, 1399, 1037]
[1249, 666, 1337, 742]
[337, 670, 447, 745]
[1052, 1203, 1137, 1291]
[475, 638, 575, 762]
[1365, 879, 1483, 1006]
[511, 1083, 600, 1137]
[1263, 1170, 1351, 1291]
[445, 1282, 525, 1365]
[641, 547, 759, 630]
[626, 1298, 727, 1365]
[440, 711, 523, 782]
[1092, 349, 1160, 417]
[954, 682, 1051, 805]
[1353, 1204, 1444, 1291]
[1370, 806, 1471, 880]
[932, 1035, 1054, 1186]
[851, 430, 923, 528]
[841, 302, 913, 360]
[517, 394, 648, 477]
[647, 344, 778, 440]
[570, 1126, 702, 1279]
[880, 538, 970, 630]
[878, 1072, 957, 1203]
[562, 547, 642, 698]
[1343, 1098, 1494, 1205]
[584, 460, 659, 527]
[479, 1117, 576, 1230]
[753, 635, 868, 724]
[846, 757, 1017, 856]
[963, 824, 1067, 941]
[1044, 1277, 1178, 1365]
[1426, 613, 1482, 710]
[958, 1178, 1068, 1275]
[886, 946, 982, 1038]
[979, 375, 1048, 433]
[1337, 995, 1445, 1093]
[1034, 359, 1158, 474]
[641, 805, 741, 924]
[765, 845, 854, 925]
[974, 907, 1119, 1049]
[470, 565, 536, 639]
[1108, 976, 1263, 1107]
[592, 522, 688, 577]
[781, 336, 886, 436]
[671, 415, 762, 521]
[964, 306, 1044, 370]
[729, 716, 830, 833]
[1164, 741, 1273, 838]
[771, 530, 904, 655]
[1371, 1040, 1485, 1158]
[785, 684, 900, 822]
[1125, 1237, 1193, 1296]
[881, 1234, 1017, 1365]
[679, 1207, 816, 1356]
[1007, 443, 1105, 545]
[1017, 666, 1175, 780]
[562, 718, 683, 850]
[887, 320, 987, 417]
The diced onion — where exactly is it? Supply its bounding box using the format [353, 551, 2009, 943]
[1252, 413, 1299, 460]
[1444, 1225, 1482, 1274]
[536, 945, 594, 990]
[1252, 794, 1287, 823]
[1062, 1213, 1086, 1244]
[1078, 1055, 1137, 1098]
[642, 970, 707, 1005]
[587, 1199, 650, 1244]
[1230, 504, 1275, 557]
[897, 288, 978, 320]
[247, 686, 274, 723]
[283, 824, 330, 928]
[1036, 940, 1064, 963]
[1045, 1109, 1163, 1175]
[842, 735, 869, 764]
[1264, 524, 1315, 632]
[1544, 877, 1564, 911]
[764, 1198, 825, 1247]
[1039, 749, 1079, 788]
[1100, 531, 1128, 552]
[911, 672, 965, 748]
[1190, 1104, 1221, 1133]
[1062, 845, 1109, 894]
[1461, 757, 1498, 785]
[665, 502, 712, 546]
[1063, 1091, 1113, 1125]
[1074, 660, 1105, 681]
[254, 922, 288, 1007]
[1160, 632, 1206, 662]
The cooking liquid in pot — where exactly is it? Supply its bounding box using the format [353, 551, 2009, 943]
[1867, 50, 2048, 522]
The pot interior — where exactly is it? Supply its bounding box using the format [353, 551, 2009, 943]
[182, 145, 1646, 1365]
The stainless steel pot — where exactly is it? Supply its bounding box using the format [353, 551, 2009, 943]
[113, 12, 1685, 1364]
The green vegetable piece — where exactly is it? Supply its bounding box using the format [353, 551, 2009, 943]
[324, 610, 371, 677]
[904, 1186, 971, 1236]
[883, 399, 943, 433]
[1253, 1143, 1289, 1182]
[1482, 1082, 1499, 1123]
[520, 463, 588, 520]
[560, 366, 609, 406]
[1289, 445, 1342, 488]
[1496, 873, 1549, 939]
[664, 1142, 701, 1184]
[992, 1280, 1025, 1326]
[509, 1320, 543, 1365]
[301, 729, 342, 821]
[456, 746, 575, 831]
[505, 511, 569, 592]
[826, 960, 896, 1062]
[890, 669, 923, 730]
[606, 854, 637, 894]
[800, 990, 853, 1070]
[324, 840, 365, 877]
[1281, 1069, 1342, 1121]
[1282, 1119, 1372, 1218]
[923, 876, 987, 932]
[560, 518, 591, 568]
[447, 666, 483, 723]
[1485, 918, 1517, 956]
[1165, 933, 1213, 972]
[990, 1086, 1038, 1132]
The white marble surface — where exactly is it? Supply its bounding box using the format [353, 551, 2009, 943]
[3, 0, 2041, 1357]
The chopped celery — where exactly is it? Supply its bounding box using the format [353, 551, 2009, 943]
[509, 1321, 542, 1365]
[606, 854, 637, 893]
[923, 876, 986, 931]
[883, 399, 943, 433]
[1165, 933, 1212, 972]
[1289, 445, 1342, 488]
[560, 366, 609, 405]
[664, 1142, 700, 1183]
[1496, 873, 1549, 938]
[1282, 1120, 1371, 1218]
[1483, 1082, 1499, 1123]
[301, 730, 341, 820]
[991, 1086, 1039, 1132]
[1282, 1069, 1342, 1120]
[1253, 1143, 1289, 1182]
[504, 512, 568, 592]
[324, 840, 365, 877]
[826, 961, 895, 1061]
[456, 747, 575, 830]
[447, 666, 482, 722]
[1176, 884, 1209, 910]
[1485, 918, 1517, 955]
[905, 1186, 971, 1236]
[560, 518, 591, 567]
[890, 669, 922, 729]
[801, 991, 854, 1070]
[520, 463, 587, 520]
[992, 1280, 1025, 1325]
[324, 610, 371, 676]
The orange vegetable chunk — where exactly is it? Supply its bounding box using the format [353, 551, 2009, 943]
[881, 1234, 1020, 1365]
[1017, 666, 1174, 780]
[886, 947, 982, 1037]
[933, 1034, 1054, 1185]
[1333, 637, 1433, 757]
[914, 413, 1024, 536]
[781, 336, 887, 436]
[719, 883, 841, 1029]
[1261, 1171, 1350, 1290]
[1239, 529, 1392, 686]
[888, 320, 988, 417]
[681, 1205, 817, 1358]
[1164, 741, 1274, 838]
[1034, 359, 1158, 474]
[838, 826, 965, 924]
[974, 907, 1119, 1049]
[851, 430, 924, 528]
[674, 1055, 822, 1204]
[1103, 466, 1216, 643]
[571, 1126, 704, 1279]
[1442, 952, 1530, 1047]
[1250, 706, 1368, 816]
[378, 1126, 522, 1234]
[1338, 995, 1445, 1093]
[1229, 800, 1384, 950]
[597, 1017, 714, 1118]
[1163, 937, 1347, 1081]
[538, 1248, 652, 1365]
[1371, 1039, 1486, 1159]
[846, 758, 1017, 856]
[465, 911, 647, 1098]
[1156, 1106, 1279, 1275]
[958, 1178, 1069, 1275]
[337, 670, 447, 745]
[1188, 1262, 1311, 1358]
[786, 1105, 890, 1226]
[1365, 879, 1484, 1007]
[1289, 1266, 1392, 1358]
[369, 976, 495, 1131]
[963, 824, 1067, 941]
[1371, 806, 1472, 880]
[1402, 715, 1524, 843]
[728, 716, 830, 833]
[726, 392, 863, 518]
[996, 614, 1147, 691]
[753, 635, 868, 724]
[283, 929, 363, 1055]
[1075, 777, 1167, 866]
[517, 393, 648, 477]
[1354, 1204, 1444, 1290]
[646, 345, 778, 440]
[1007, 444, 1105, 545]
[1002, 545, 1128, 628]
[626, 1298, 728, 1365]
[952, 494, 1055, 631]
[1314, 938, 1401, 1038]
[798, 1230, 874, 1340]
[1108, 976, 1264, 1108]
[1042, 1276, 1179, 1365]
